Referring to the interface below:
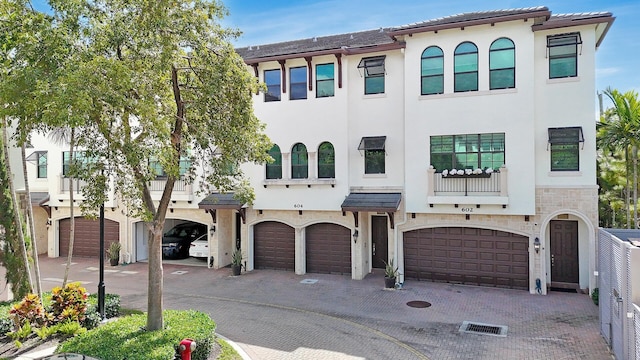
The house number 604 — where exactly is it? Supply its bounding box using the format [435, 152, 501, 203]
[294, 204, 303, 208]
[461, 208, 473, 212]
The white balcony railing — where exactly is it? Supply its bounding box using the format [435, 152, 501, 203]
[427, 166, 508, 205]
[59, 176, 88, 193]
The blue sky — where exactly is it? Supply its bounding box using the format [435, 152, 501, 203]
[30, 0, 638, 97]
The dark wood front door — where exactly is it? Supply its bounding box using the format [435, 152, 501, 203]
[550, 220, 579, 288]
[371, 216, 388, 269]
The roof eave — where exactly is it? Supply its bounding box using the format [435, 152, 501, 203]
[388, 10, 551, 37]
[241, 42, 405, 65]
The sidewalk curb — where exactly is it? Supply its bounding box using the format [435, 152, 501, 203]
[217, 334, 252, 360]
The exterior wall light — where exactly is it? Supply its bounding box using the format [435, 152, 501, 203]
[209, 225, 216, 235]
[534, 237, 540, 253]
[353, 229, 359, 243]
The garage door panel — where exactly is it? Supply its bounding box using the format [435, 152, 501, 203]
[59, 218, 119, 258]
[254, 222, 295, 271]
[306, 223, 351, 275]
[404, 227, 528, 290]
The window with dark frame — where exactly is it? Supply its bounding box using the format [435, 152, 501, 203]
[149, 156, 192, 178]
[358, 56, 385, 95]
[547, 33, 581, 79]
[289, 66, 307, 100]
[291, 143, 308, 179]
[548, 127, 583, 171]
[317, 142, 335, 178]
[266, 144, 282, 179]
[430, 133, 505, 172]
[358, 136, 386, 174]
[36, 151, 47, 178]
[421, 46, 444, 95]
[489, 38, 515, 90]
[264, 69, 281, 102]
[62, 151, 91, 177]
[316, 63, 335, 98]
[454, 42, 478, 92]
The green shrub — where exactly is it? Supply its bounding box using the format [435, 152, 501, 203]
[591, 287, 599, 306]
[57, 310, 216, 360]
[0, 317, 12, 335]
[86, 293, 121, 319]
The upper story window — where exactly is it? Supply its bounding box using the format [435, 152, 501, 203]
[266, 144, 282, 179]
[430, 133, 505, 172]
[62, 151, 93, 177]
[358, 56, 385, 95]
[289, 66, 307, 100]
[291, 143, 308, 179]
[489, 38, 515, 89]
[264, 69, 281, 102]
[27, 151, 48, 178]
[421, 46, 444, 95]
[149, 156, 192, 178]
[454, 42, 478, 92]
[316, 63, 335, 98]
[547, 33, 581, 79]
[548, 127, 583, 171]
[358, 136, 386, 174]
[317, 142, 335, 178]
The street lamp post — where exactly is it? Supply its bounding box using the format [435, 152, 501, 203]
[98, 203, 105, 319]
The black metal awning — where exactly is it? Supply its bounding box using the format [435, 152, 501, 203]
[341, 192, 401, 228]
[548, 126, 584, 147]
[357, 136, 386, 151]
[198, 193, 245, 223]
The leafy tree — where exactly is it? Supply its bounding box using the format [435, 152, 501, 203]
[597, 88, 640, 228]
[1, 0, 270, 330]
[0, 120, 32, 299]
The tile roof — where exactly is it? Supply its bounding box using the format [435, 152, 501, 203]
[235, 28, 395, 62]
[392, 6, 549, 32]
[236, 6, 614, 63]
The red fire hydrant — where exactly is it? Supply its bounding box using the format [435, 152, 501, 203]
[177, 338, 196, 360]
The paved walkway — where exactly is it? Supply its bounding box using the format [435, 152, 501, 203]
[7, 257, 612, 360]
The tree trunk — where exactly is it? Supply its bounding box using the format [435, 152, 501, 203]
[21, 143, 43, 300]
[1, 118, 33, 292]
[626, 148, 631, 229]
[634, 145, 638, 228]
[63, 129, 75, 286]
[146, 222, 164, 330]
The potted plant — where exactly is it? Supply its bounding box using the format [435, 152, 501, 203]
[231, 248, 243, 276]
[106, 241, 121, 266]
[383, 259, 399, 289]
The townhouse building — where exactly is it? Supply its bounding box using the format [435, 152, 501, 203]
[17, 6, 613, 295]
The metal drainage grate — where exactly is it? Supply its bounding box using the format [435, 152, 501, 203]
[459, 321, 508, 337]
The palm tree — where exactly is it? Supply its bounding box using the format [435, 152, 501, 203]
[598, 88, 640, 228]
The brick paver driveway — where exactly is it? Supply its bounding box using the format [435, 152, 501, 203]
[14, 257, 611, 360]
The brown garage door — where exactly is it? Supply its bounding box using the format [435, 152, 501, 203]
[254, 221, 295, 271]
[404, 227, 528, 289]
[59, 217, 120, 258]
[306, 223, 351, 275]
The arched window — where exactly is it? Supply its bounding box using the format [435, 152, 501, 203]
[454, 42, 478, 92]
[291, 143, 308, 179]
[317, 142, 335, 178]
[266, 144, 282, 179]
[489, 38, 515, 89]
[421, 46, 444, 95]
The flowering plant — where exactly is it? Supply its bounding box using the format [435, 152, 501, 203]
[441, 167, 493, 177]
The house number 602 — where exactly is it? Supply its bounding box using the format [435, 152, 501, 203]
[294, 204, 303, 208]
[461, 208, 473, 213]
